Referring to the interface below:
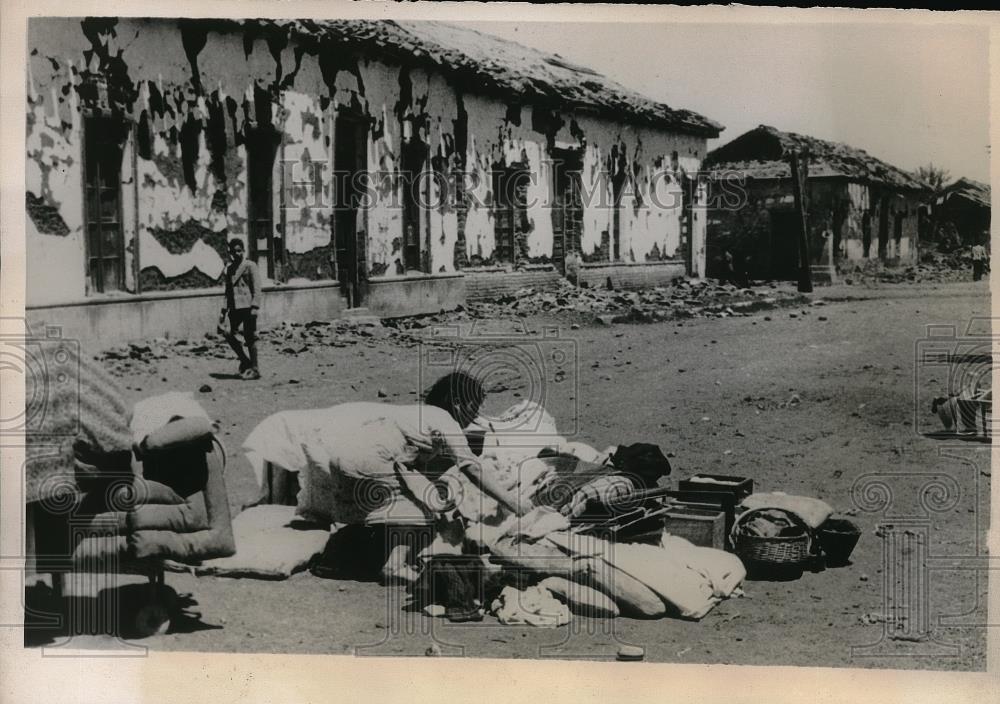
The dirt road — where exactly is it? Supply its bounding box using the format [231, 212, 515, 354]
[30, 281, 991, 669]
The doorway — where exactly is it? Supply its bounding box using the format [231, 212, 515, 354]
[550, 147, 584, 271]
[246, 126, 281, 280]
[769, 210, 800, 281]
[400, 132, 429, 273]
[333, 111, 367, 307]
[877, 196, 890, 262]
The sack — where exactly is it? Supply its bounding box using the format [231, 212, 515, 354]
[537, 576, 619, 618]
[611, 443, 671, 487]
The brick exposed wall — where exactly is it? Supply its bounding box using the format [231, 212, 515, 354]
[464, 270, 564, 301]
[575, 261, 687, 290]
[464, 261, 688, 300]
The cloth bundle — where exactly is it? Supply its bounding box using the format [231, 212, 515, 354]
[739, 492, 834, 529]
[491, 585, 570, 627]
[441, 509, 746, 622]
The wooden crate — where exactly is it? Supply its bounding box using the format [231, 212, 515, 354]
[662, 506, 727, 550]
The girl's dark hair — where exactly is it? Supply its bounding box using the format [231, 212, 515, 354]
[424, 371, 485, 424]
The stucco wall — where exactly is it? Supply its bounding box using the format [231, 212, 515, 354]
[26, 17, 709, 310]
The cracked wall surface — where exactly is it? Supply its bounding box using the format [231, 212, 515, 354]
[27, 17, 709, 306]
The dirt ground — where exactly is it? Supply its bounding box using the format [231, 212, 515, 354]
[26, 279, 992, 670]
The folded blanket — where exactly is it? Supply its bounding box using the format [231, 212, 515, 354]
[127, 442, 234, 561]
[739, 492, 834, 529]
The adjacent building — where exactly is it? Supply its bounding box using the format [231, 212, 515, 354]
[26, 17, 723, 344]
[933, 177, 991, 247]
[704, 125, 930, 282]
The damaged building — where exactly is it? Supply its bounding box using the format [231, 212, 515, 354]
[703, 125, 930, 282]
[933, 177, 991, 247]
[26, 17, 722, 344]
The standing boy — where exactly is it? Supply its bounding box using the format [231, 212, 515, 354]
[221, 238, 262, 379]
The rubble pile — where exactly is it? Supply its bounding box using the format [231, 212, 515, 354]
[841, 247, 978, 285]
[96, 278, 805, 376]
[97, 316, 460, 376]
[466, 277, 804, 323]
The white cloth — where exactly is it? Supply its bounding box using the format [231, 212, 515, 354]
[130, 391, 213, 445]
[490, 585, 570, 627]
[739, 492, 834, 529]
[476, 401, 560, 468]
[543, 531, 745, 620]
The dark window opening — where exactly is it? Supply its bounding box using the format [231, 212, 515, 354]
[401, 134, 428, 272]
[551, 148, 584, 268]
[492, 161, 529, 265]
[894, 211, 904, 245]
[83, 116, 128, 293]
[877, 197, 890, 261]
[611, 171, 628, 262]
[681, 174, 698, 273]
[609, 146, 629, 262]
[832, 204, 846, 264]
[246, 126, 281, 279]
[333, 111, 368, 306]
[862, 212, 872, 258]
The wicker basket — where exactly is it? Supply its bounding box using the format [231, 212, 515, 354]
[731, 508, 814, 565]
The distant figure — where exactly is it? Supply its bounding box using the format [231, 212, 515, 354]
[971, 242, 989, 282]
[737, 252, 754, 288]
[721, 250, 736, 285]
[221, 238, 263, 380]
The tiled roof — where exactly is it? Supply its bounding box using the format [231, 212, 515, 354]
[250, 19, 723, 137]
[704, 125, 929, 191]
[938, 177, 990, 209]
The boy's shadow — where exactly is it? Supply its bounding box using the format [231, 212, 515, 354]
[208, 372, 244, 380]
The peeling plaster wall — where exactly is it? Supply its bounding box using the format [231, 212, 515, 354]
[26, 17, 711, 307]
[569, 115, 704, 265]
[279, 88, 334, 280]
[27, 22, 92, 304]
[455, 96, 707, 268]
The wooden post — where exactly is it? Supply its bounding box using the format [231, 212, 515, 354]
[790, 151, 813, 293]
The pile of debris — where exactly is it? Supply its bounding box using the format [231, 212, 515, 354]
[95, 278, 804, 376]
[96, 316, 461, 376]
[841, 247, 978, 285]
[465, 277, 804, 323]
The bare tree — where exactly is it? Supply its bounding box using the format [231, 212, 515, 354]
[914, 163, 951, 192]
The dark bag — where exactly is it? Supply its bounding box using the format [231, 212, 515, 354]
[611, 443, 672, 489]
